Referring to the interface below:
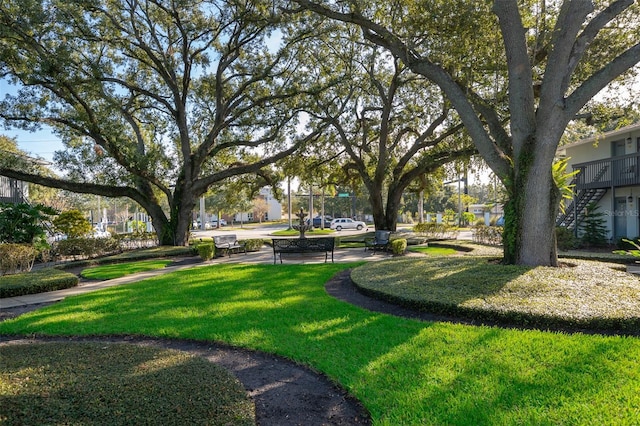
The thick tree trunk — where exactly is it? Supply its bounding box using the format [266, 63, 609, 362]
[144, 183, 196, 247]
[368, 184, 387, 230]
[383, 197, 400, 231]
[503, 155, 560, 266]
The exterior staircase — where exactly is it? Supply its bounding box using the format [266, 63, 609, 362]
[556, 163, 609, 229]
[556, 187, 607, 229]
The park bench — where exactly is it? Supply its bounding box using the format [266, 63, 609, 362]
[213, 235, 246, 257]
[271, 237, 335, 264]
[364, 230, 392, 253]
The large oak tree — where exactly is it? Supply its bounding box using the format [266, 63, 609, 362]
[0, 0, 329, 245]
[312, 42, 476, 230]
[293, 0, 640, 266]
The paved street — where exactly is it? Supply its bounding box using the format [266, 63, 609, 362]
[191, 222, 374, 240]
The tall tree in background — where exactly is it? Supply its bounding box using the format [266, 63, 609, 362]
[293, 0, 640, 266]
[0, 0, 330, 245]
[303, 24, 475, 231]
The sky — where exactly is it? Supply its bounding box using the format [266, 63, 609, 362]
[0, 79, 64, 163]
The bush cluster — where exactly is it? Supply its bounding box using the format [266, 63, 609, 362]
[0, 243, 38, 275]
[556, 226, 579, 250]
[390, 238, 407, 255]
[196, 243, 215, 260]
[412, 222, 459, 239]
[472, 225, 503, 246]
[241, 239, 264, 252]
[113, 232, 158, 250]
[55, 237, 121, 260]
[616, 237, 640, 251]
[0, 268, 78, 298]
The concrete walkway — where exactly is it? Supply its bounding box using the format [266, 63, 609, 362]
[1, 246, 401, 309]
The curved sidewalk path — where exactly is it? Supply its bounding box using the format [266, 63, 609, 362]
[1, 246, 403, 309]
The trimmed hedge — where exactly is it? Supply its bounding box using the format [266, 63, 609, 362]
[0, 268, 78, 298]
[0, 243, 38, 275]
[472, 225, 503, 245]
[55, 237, 121, 259]
[55, 246, 194, 270]
[196, 243, 215, 261]
[412, 223, 459, 239]
[390, 238, 407, 255]
[241, 239, 264, 252]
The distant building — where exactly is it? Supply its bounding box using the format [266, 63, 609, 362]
[557, 122, 640, 241]
[469, 203, 504, 223]
[0, 176, 29, 204]
[235, 187, 282, 222]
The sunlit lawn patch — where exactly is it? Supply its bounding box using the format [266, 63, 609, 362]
[80, 259, 173, 280]
[408, 246, 458, 256]
[1, 263, 639, 425]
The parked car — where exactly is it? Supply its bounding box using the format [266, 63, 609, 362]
[307, 216, 332, 228]
[210, 219, 227, 227]
[330, 217, 366, 231]
[91, 227, 111, 238]
[192, 220, 211, 230]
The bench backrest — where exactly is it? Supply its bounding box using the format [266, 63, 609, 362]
[272, 237, 335, 250]
[214, 235, 238, 245]
[374, 230, 392, 243]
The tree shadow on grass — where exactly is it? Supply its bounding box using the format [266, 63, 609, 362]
[1, 263, 638, 425]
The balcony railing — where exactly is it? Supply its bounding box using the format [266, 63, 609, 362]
[573, 152, 640, 190]
[0, 176, 28, 204]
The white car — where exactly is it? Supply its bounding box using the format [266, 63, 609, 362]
[330, 218, 366, 231]
[91, 228, 111, 238]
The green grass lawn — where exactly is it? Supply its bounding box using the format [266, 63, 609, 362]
[352, 257, 640, 331]
[1, 263, 639, 425]
[0, 342, 254, 425]
[80, 259, 174, 280]
[407, 246, 458, 255]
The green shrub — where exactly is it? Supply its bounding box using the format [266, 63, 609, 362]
[0, 268, 78, 298]
[556, 226, 578, 251]
[55, 237, 120, 259]
[0, 202, 57, 244]
[112, 232, 158, 250]
[472, 225, 503, 246]
[390, 238, 407, 255]
[0, 243, 38, 275]
[412, 222, 458, 239]
[613, 238, 640, 260]
[196, 243, 215, 260]
[242, 239, 264, 252]
[53, 210, 92, 238]
[55, 246, 193, 270]
[616, 237, 640, 251]
[580, 202, 608, 247]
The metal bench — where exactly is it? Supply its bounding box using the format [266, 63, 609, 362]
[364, 230, 392, 253]
[271, 237, 335, 264]
[213, 235, 246, 257]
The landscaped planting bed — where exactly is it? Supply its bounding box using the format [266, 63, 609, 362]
[351, 257, 640, 331]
